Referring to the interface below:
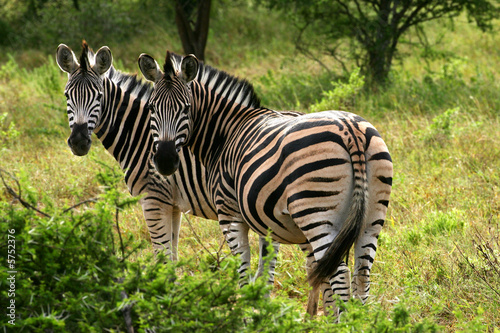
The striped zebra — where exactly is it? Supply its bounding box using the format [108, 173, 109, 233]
[55, 42, 281, 287]
[138, 51, 393, 316]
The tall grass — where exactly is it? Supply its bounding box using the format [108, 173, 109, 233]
[0, 4, 499, 331]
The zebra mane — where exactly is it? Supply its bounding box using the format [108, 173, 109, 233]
[106, 66, 152, 100]
[167, 52, 261, 109]
[79, 40, 95, 72]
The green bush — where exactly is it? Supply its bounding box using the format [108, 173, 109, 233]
[0, 167, 304, 332]
[1, 0, 160, 52]
[0, 112, 20, 149]
[0, 166, 449, 332]
[311, 68, 365, 112]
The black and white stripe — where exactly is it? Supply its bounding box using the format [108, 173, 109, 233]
[139, 51, 393, 316]
[56, 43, 280, 287]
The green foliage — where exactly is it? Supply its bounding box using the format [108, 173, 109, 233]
[0, 166, 142, 331]
[311, 68, 365, 112]
[262, 0, 500, 86]
[0, 0, 177, 55]
[254, 69, 334, 111]
[423, 210, 466, 237]
[0, 55, 66, 142]
[0, 112, 20, 149]
[327, 299, 440, 332]
[429, 107, 460, 137]
[0, 168, 304, 332]
[0, 167, 451, 332]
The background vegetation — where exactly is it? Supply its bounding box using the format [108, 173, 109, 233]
[0, 0, 499, 331]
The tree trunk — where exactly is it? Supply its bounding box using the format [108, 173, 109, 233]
[175, 0, 212, 61]
[366, 44, 393, 87]
[364, 3, 397, 88]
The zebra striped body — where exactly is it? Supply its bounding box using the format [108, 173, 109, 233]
[55, 43, 282, 288]
[139, 51, 393, 315]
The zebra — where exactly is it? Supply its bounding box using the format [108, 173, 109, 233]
[138, 51, 393, 316]
[55, 41, 282, 289]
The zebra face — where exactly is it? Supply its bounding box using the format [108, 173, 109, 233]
[56, 42, 112, 156]
[138, 52, 198, 176]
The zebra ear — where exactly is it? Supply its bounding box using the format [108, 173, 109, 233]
[94, 46, 112, 75]
[180, 55, 198, 83]
[138, 54, 163, 83]
[56, 44, 79, 74]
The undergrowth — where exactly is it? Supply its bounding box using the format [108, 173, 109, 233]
[0, 167, 444, 332]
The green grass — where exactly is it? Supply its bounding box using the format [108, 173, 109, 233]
[1, 4, 499, 331]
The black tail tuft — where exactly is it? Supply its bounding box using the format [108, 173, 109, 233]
[308, 194, 365, 289]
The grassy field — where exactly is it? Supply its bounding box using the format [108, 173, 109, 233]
[1, 4, 499, 331]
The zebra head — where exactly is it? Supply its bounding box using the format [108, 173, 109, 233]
[56, 41, 112, 156]
[138, 51, 198, 176]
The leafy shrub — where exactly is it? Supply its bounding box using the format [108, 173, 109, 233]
[311, 68, 365, 112]
[0, 167, 303, 332]
[0, 166, 142, 331]
[0, 0, 177, 54]
[0, 166, 448, 332]
[0, 112, 20, 149]
[429, 107, 460, 137]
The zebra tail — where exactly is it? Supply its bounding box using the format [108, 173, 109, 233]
[308, 149, 368, 289]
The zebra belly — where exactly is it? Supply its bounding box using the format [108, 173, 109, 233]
[243, 210, 307, 244]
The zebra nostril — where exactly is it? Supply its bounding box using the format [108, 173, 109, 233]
[68, 123, 92, 156]
[154, 140, 180, 176]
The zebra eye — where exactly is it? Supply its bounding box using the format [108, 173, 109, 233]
[64, 92, 69, 99]
[96, 92, 103, 101]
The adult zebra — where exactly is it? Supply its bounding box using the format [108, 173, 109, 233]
[55, 42, 282, 288]
[138, 51, 393, 316]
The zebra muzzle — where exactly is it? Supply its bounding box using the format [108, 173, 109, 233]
[154, 140, 180, 176]
[67, 123, 92, 156]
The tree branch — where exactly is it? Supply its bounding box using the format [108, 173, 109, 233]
[0, 168, 50, 218]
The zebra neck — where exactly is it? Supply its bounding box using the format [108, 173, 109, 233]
[189, 82, 272, 169]
[95, 75, 153, 196]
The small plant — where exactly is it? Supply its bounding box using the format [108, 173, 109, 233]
[456, 222, 500, 302]
[429, 107, 460, 137]
[414, 106, 461, 145]
[311, 68, 365, 112]
[423, 209, 465, 237]
[0, 112, 20, 149]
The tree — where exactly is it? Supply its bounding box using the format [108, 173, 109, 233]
[264, 0, 499, 87]
[174, 0, 212, 61]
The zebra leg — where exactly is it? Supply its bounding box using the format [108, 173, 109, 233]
[351, 182, 389, 303]
[219, 220, 251, 286]
[351, 228, 379, 304]
[299, 244, 320, 317]
[351, 139, 392, 303]
[171, 207, 182, 262]
[140, 196, 175, 260]
[255, 236, 280, 288]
